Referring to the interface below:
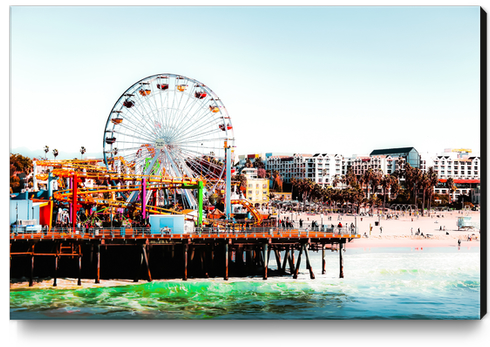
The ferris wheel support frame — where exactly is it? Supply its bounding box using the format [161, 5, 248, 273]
[225, 140, 232, 220]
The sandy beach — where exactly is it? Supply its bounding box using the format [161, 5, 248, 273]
[279, 210, 481, 249]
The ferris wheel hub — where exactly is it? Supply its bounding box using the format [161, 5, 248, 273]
[155, 139, 166, 149]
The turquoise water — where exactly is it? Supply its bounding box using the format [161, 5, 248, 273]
[10, 247, 480, 320]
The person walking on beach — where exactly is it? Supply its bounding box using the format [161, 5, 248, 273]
[380, 226, 383, 234]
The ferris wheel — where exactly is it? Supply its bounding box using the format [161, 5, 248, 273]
[103, 73, 235, 209]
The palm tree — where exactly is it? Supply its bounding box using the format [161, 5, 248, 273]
[350, 187, 365, 214]
[300, 179, 314, 203]
[52, 149, 59, 160]
[44, 146, 49, 160]
[390, 177, 401, 202]
[272, 170, 283, 192]
[358, 174, 367, 199]
[80, 146, 86, 159]
[369, 170, 382, 213]
[332, 175, 342, 189]
[345, 167, 358, 188]
[427, 167, 438, 213]
[403, 163, 414, 203]
[362, 169, 374, 199]
[245, 158, 253, 168]
[253, 157, 265, 169]
[380, 174, 394, 212]
[420, 172, 430, 216]
[446, 177, 456, 205]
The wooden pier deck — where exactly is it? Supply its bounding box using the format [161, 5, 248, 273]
[10, 227, 360, 287]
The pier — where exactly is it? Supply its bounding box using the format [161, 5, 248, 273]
[10, 227, 360, 286]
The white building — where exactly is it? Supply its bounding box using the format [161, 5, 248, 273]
[266, 153, 309, 184]
[305, 153, 344, 186]
[349, 155, 400, 177]
[266, 153, 345, 186]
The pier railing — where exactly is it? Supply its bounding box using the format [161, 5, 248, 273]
[10, 225, 358, 240]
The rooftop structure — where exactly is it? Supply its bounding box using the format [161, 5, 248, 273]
[370, 147, 420, 168]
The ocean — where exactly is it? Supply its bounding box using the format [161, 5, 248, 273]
[10, 246, 480, 320]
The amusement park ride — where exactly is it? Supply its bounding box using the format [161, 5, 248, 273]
[32, 74, 265, 232]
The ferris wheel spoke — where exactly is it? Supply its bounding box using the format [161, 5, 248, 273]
[175, 96, 220, 135]
[171, 86, 207, 133]
[120, 104, 157, 140]
[175, 114, 223, 138]
[168, 88, 190, 137]
[113, 122, 156, 144]
[176, 128, 228, 146]
[111, 128, 155, 145]
[172, 150, 222, 181]
[177, 110, 227, 138]
[179, 149, 224, 172]
[179, 146, 225, 166]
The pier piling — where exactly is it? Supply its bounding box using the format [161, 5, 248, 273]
[339, 241, 344, 279]
[322, 244, 326, 275]
[10, 228, 359, 283]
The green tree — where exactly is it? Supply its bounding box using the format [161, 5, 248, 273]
[10, 153, 33, 193]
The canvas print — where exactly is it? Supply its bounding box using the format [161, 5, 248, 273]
[9, 6, 484, 321]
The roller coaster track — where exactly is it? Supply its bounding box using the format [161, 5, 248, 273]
[230, 199, 264, 225]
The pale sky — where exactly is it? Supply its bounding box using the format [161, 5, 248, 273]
[4, 1, 490, 344]
[9, 5, 481, 159]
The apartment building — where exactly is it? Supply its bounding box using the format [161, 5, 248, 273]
[241, 167, 269, 207]
[421, 151, 480, 203]
[265, 153, 309, 183]
[349, 155, 399, 176]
